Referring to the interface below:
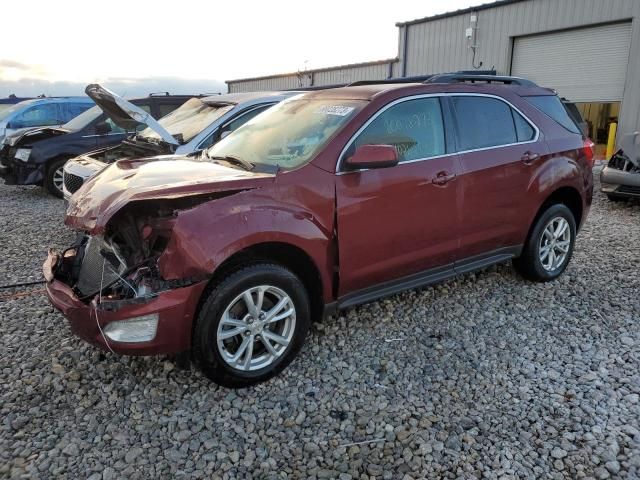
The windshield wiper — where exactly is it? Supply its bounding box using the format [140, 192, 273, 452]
[206, 153, 254, 171]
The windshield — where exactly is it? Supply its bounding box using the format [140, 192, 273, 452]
[63, 105, 103, 131]
[0, 101, 33, 122]
[205, 97, 365, 169]
[138, 98, 233, 144]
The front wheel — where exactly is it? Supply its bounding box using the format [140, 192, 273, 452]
[44, 157, 67, 198]
[513, 204, 576, 282]
[193, 264, 310, 388]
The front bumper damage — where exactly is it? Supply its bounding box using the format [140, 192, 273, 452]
[44, 230, 208, 355]
[601, 136, 640, 199]
[601, 166, 640, 197]
[0, 147, 44, 186]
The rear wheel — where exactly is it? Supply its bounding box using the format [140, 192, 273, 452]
[513, 204, 576, 282]
[193, 264, 310, 388]
[44, 157, 67, 198]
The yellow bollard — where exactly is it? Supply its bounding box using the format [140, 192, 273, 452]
[605, 122, 617, 160]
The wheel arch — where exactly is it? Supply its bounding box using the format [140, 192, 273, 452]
[196, 241, 326, 327]
[523, 186, 583, 251]
[540, 186, 583, 229]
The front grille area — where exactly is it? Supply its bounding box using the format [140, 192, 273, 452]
[64, 171, 84, 194]
[76, 237, 125, 296]
[618, 185, 640, 196]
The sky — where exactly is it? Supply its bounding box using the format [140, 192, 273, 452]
[1, 0, 488, 97]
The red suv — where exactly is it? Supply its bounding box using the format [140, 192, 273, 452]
[44, 75, 594, 387]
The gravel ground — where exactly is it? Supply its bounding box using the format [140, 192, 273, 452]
[1, 175, 639, 480]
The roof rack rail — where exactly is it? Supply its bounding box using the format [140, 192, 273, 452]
[287, 83, 348, 91]
[425, 74, 537, 86]
[347, 75, 437, 87]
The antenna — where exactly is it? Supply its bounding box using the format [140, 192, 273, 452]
[466, 12, 483, 69]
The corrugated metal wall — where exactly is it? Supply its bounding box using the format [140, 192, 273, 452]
[400, 0, 640, 138]
[511, 22, 632, 102]
[228, 75, 303, 93]
[313, 62, 392, 85]
[227, 0, 639, 137]
[227, 61, 398, 93]
[402, 0, 638, 76]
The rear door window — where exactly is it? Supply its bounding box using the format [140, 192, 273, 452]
[451, 96, 519, 150]
[351, 97, 446, 162]
[524, 95, 581, 134]
[62, 103, 91, 122]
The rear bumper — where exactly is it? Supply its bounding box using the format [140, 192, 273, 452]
[45, 257, 208, 356]
[600, 166, 640, 197]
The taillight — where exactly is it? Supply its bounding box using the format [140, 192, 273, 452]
[583, 138, 595, 168]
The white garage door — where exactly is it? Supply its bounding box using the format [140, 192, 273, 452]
[511, 22, 631, 103]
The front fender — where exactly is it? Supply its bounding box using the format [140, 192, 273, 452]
[157, 190, 335, 301]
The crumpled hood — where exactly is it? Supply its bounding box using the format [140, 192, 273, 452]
[5, 126, 69, 146]
[65, 155, 274, 234]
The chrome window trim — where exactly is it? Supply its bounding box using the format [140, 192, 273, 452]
[336, 92, 540, 175]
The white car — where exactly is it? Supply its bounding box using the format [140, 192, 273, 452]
[62, 85, 298, 199]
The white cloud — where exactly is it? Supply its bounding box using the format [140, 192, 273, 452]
[2, 0, 486, 93]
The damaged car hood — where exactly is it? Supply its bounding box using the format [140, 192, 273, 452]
[66, 155, 275, 234]
[4, 126, 69, 146]
[85, 84, 179, 146]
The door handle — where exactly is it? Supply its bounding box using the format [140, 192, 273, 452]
[521, 151, 540, 164]
[431, 171, 456, 186]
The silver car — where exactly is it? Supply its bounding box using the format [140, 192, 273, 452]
[62, 85, 297, 199]
[600, 132, 640, 201]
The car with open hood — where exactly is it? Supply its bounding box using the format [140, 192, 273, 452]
[44, 75, 594, 388]
[61, 87, 297, 200]
[600, 132, 640, 201]
[0, 88, 198, 197]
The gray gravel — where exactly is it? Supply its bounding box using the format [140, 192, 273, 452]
[1, 177, 639, 479]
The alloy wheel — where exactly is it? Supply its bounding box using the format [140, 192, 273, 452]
[52, 166, 64, 195]
[538, 216, 571, 271]
[216, 285, 296, 371]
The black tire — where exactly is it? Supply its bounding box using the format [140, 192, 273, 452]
[513, 203, 576, 282]
[44, 157, 67, 198]
[606, 193, 626, 202]
[193, 264, 310, 388]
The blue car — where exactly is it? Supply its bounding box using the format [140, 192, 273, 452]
[0, 97, 94, 146]
[0, 95, 36, 113]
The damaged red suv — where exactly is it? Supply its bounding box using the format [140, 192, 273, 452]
[45, 75, 594, 387]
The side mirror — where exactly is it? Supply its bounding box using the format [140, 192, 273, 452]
[94, 121, 110, 135]
[345, 144, 399, 170]
[219, 129, 232, 140]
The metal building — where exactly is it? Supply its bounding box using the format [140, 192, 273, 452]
[226, 0, 640, 147]
[226, 58, 400, 93]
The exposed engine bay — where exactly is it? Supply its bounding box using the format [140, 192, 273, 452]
[608, 132, 640, 173]
[89, 137, 170, 164]
[52, 201, 205, 309]
[608, 149, 640, 174]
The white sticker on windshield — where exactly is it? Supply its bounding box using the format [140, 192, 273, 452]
[315, 105, 355, 116]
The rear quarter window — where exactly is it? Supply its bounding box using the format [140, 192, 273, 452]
[524, 95, 580, 134]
